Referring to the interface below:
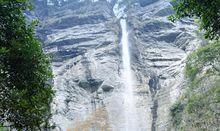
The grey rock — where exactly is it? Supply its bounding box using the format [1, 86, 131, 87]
[78, 79, 103, 93]
[140, 20, 174, 33]
[101, 85, 114, 92]
[138, 0, 159, 7]
[154, 6, 174, 17]
[31, 0, 204, 130]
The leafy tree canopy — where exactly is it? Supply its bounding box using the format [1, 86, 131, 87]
[0, 0, 54, 130]
[169, 0, 220, 39]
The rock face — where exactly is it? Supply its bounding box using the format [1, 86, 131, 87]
[126, 1, 204, 130]
[33, 0, 204, 130]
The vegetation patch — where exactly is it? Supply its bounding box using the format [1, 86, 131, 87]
[185, 41, 220, 81]
[170, 41, 220, 130]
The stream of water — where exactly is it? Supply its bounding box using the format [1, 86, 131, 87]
[112, 0, 139, 130]
[120, 19, 138, 131]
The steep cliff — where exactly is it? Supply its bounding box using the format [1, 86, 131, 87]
[126, 0, 205, 130]
[32, 0, 205, 130]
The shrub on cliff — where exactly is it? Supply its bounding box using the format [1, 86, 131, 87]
[0, 0, 54, 130]
[170, 41, 220, 130]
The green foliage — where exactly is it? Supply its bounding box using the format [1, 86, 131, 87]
[170, 101, 184, 127]
[0, 0, 54, 130]
[169, 0, 220, 40]
[184, 85, 220, 130]
[0, 123, 3, 131]
[185, 40, 220, 83]
[170, 41, 220, 130]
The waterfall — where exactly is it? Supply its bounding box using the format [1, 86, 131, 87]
[113, 0, 139, 129]
[120, 19, 138, 131]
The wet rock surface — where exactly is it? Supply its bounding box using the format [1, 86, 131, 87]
[32, 0, 205, 130]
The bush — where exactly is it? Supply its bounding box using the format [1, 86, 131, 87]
[185, 41, 220, 81]
[170, 41, 220, 130]
[170, 101, 184, 127]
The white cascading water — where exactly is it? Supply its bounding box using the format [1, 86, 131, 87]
[120, 19, 138, 130]
[113, 0, 139, 130]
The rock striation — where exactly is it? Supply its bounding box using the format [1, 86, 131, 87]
[32, 0, 204, 130]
